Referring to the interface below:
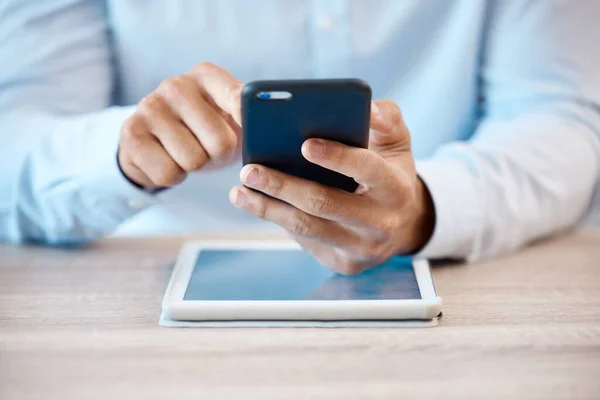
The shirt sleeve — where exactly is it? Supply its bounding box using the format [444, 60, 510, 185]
[415, 0, 600, 260]
[0, 0, 157, 244]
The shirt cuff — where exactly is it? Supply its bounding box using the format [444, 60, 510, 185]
[78, 106, 158, 222]
[414, 157, 484, 260]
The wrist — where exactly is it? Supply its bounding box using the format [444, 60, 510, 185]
[406, 177, 436, 253]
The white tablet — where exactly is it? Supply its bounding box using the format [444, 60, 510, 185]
[162, 240, 443, 321]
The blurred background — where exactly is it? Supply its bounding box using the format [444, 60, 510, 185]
[0, 0, 599, 246]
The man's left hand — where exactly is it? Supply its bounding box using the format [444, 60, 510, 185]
[229, 100, 435, 274]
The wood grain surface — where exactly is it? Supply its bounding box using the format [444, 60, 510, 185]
[1, 229, 599, 400]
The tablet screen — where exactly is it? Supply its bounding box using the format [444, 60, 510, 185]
[183, 249, 421, 301]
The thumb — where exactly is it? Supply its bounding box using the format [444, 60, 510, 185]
[369, 100, 411, 158]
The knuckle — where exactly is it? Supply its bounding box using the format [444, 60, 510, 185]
[359, 243, 384, 261]
[191, 62, 241, 101]
[328, 144, 346, 164]
[337, 257, 364, 276]
[398, 182, 412, 201]
[158, 76, 192, 101]
[307, 189, 335, 215]
[264, 172, 284, 197]
[355, 149, 373, 169]
[371, 208, 397, 233]
[380, 100, 403, 123]
[360, 153, 385, 182]
[290, 211, 314, 237]
[209, 134, 237, 160]
[391, 177, 412, 202]
[374, 100, 403, 134]
[253, 197, 268, 220]
[184, 151, 207, 172]
[225, 82, 243, 101]
[120, 116, 146, 142]
[380, 219, 397, 238]
[128, 149, 145, 169]
[152, 164, 185, 187]
[377, 119, 395, 135]
[179, 157, 202, 173]
[175, 142, 208, 172]
[138, 94, 168, 116]
[377, 213, 402, 241]
[191, 61, 218, 75]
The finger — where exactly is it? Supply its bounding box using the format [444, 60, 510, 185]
[293, 236, 368, 275]
[229, 186, 363, 249]
[300, 139, 398, 189]
[118, 149, 154, 189]
[155, 76, 238, 164]
[188, 62, 243, 126]
[137, 95, 209, 172]
[153, 120, 209, 172]
[369, 100, 411, 156]
[123, 133, 186, 188]
[239, 164, 374, 225]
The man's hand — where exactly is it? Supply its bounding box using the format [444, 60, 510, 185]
[118, 63, 243, 189]
[229, 100, 435, 274]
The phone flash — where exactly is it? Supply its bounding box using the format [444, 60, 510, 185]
[256, 91, 292, 101]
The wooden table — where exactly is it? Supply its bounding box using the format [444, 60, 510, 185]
[1, 229, 599, 400]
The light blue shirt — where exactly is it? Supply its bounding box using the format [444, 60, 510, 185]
[1, 0, 599, 259]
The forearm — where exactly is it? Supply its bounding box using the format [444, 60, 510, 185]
[0, 0, 160, 244]
[0, 107, 157, 244]
[417, 108, 600, 260]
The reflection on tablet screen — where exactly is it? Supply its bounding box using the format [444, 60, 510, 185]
[184, 250, 421, 301]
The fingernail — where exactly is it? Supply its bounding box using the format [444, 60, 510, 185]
[308, 140, 325, 158]
[231, 189, 246, 207]
[242, 167, 260, 186]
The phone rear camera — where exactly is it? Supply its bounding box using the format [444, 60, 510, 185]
[257, 92, 271, 100]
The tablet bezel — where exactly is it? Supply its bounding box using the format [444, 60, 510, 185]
[162, 240, 443, 321]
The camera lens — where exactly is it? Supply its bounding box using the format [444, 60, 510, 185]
[257, 92, 271, 100]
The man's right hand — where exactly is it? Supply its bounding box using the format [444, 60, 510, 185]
[118, 62, 243, 189]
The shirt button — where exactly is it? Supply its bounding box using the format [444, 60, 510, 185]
[128, 198, 146, 210]
[318, 14, 336, 31]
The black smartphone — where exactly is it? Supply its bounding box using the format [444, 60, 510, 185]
[242, 79, 371, 192]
